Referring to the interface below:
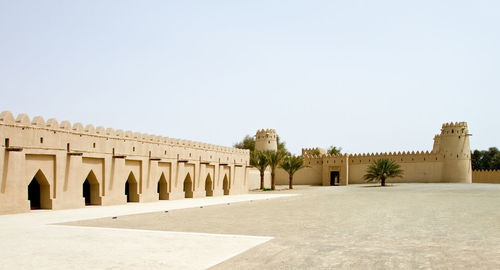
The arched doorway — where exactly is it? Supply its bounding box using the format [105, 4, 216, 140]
[83, 180, 90, 205]
[223, 174, 229, 195]
[157, 173, 169, 200]
[28, 170, 51, 210]
[205, 175, 213, 197]
[125, 172, 139, 202]
[83, 171, 101, 205]
[183, 173, 193, 198]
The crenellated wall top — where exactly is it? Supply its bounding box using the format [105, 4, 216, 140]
[324, 153, 349, 158]
[348, 150, 436, 157]
[472, 169, 500, 173]
[0, 111, 249, 155]
[441, 122, 467, 128]
[301, 147, 326, 156]
[302, 154, 325, 160]
[303, 150, 443, 163]
[255, 129, 277, 139]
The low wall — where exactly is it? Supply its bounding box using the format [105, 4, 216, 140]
[247, 167, 271, 190]
[276, 167, 322, 186]
[472, 170, 500, 184]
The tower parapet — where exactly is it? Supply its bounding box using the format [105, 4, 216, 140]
[255, 129, 278, 151]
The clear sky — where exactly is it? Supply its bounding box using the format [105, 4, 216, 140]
[0, 0, 499, 155]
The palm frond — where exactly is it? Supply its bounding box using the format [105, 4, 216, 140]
[250, 150, 269, 173]
[280, 155, 308, 175]
[265, 150, 287, 170]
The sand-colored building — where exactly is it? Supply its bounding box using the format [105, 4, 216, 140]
[273, 122, 474, 186]
[1, 110, 496, 215]
[0, 111, 254, 214]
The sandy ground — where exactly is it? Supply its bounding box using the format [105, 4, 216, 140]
[67, 184, 500, 269]
[0, 193, 292, 270]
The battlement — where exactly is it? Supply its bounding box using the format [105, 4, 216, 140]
[0, 111, 248, 154]
[301, 147, 326, 156]
[440, 122, 468, 136]
[255, 129, 277, 139]
[472, 169, 500, 184]
[349, 150, 434, 157]
[255, 128, 278, 151]
[302, 154, 324, 159]
[441, 122, 467, 128]
[324, 153, 346, 157]
[473, 169, 500, 172]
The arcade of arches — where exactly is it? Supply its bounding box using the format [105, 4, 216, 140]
[22, 167, 240, 212]
[0, 111, 254, 214]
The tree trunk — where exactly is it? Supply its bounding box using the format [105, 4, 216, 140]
[289, 175, 293, 189]
[271, 171, 275, 190]
[260, 171, 264, 190]
[381, 177, 386, 186]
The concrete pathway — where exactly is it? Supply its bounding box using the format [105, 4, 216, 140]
[0, 193, 294, 270]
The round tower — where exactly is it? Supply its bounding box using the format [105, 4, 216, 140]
[438, 122, 472, 183]
[432, 134, 441, 153]
[255, 129, 278, 151]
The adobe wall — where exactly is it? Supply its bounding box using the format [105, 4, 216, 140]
[275, 155, 330, 186]
[0, 111, 251, 214]
[247, 167, 272, 190]
[276, 151, 457, 186]
[347, 151, 445, 184]
[275, 122, 472, 186]
[275, 166, 323, 186]
[472, 170, 500, 184]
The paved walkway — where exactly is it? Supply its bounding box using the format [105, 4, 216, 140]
[0, 193, 293, 270]
[69, 184, 500, 269]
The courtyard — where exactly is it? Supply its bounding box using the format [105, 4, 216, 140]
[1, 183, 499, 269]
[66, 183, 500, 269]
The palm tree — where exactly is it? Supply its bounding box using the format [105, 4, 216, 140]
[363, 158, 404, 186]
[327, 146, 342, 155]
[265, 150, 287, 190]
[250, 150, 269, 190]
[310, 148, 322, 157]
[280, 155, 308, 189]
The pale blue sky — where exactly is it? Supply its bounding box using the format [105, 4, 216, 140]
[0, 0, 499, 154]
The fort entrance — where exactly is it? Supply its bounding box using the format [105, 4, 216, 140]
[330, 171, 340, 186]
[83, 171, 100, 205]
[83, 180, 91, 205]
[125, 172, 139, 202]
[157, 173, 169, 200]
[28, 178, 41, 209]
[28, 170, 51, 210]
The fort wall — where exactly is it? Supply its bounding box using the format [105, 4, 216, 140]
[0, 111, 251, 214]
[472, 170, 500, 184]
[346, 152, 445, 184]
[276, 122, 472, 186]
